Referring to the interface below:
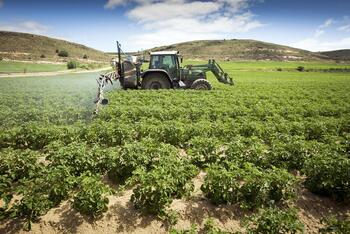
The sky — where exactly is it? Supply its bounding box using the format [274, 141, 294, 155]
[0, 0, 350, 52]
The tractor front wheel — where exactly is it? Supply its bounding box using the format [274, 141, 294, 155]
[191, 79, 212, 90]
[141, 73, 171, 90]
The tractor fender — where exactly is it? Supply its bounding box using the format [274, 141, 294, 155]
[141, 69, 173, 88]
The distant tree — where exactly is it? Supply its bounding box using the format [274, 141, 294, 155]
[296, 66, 305, 72]
[55, 49, 59, 53]
[83, 54, 88, 59]
[40, 54, 46, 58]
[67, 60, 79, 69]
[58, 50, 69, 57]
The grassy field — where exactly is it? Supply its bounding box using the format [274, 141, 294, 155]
[0, 61, 67, 73]
[0, 61, 349, 233]
[185, 59, 350, 70]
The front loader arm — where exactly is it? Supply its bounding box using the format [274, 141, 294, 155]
[186, 60, 234, 85]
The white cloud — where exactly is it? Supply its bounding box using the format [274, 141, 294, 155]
[128, 1, 221, 22]
[319, 18, 333, 29]
[130, 12, 262, 48]
[314, 29, 324, 38]
[291, 37, 350, 52]
[0, 21, 49, 34]
[104, 0, 125, 9]
[105, 0, 264, 50]
[338, 24, 350, 32]
[291, 18, 350, 51]
[314, 18, 333, 38]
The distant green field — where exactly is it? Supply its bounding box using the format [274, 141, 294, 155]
[184, 60, 350, 71]
[0, 61, 67, 73]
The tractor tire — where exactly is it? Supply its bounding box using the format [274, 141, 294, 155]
[141, 73, 171, 90]
[191, 79, 212, 90]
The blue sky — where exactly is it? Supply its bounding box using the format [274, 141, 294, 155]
[0, 0, 350, 52]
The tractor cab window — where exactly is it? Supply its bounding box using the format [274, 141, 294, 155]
[150, 55, 160, 69]
[161, 55, 176, 70]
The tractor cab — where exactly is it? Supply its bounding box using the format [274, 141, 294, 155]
[149, 51, 181, 81]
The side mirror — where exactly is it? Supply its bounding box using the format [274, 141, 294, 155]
[101, 99, 109, 105]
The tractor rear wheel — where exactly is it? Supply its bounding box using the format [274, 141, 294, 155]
[141, 73, 171, 90]
[191, 79, 212, 90]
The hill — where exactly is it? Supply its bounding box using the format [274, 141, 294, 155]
[320, 49, 350, 61]
[0, 31, 110, 62]
[141, 39, 331, 61]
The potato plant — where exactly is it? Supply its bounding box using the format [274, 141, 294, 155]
[303, 154, 350, 201]
[108, 139, 179, 184]
[46, 141, 117, 176]
[244, 207, 304, 234]
[187, 136, 223, 168]
[73, 174, 111, 217]
[320, 216, 350, 233]
[201, 163, 297, 209]
[131, 157, 198, 216]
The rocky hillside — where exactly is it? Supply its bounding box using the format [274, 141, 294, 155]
[0, 31, 111, 62]
[142, 39, 331, 61]
[320, 49, 350, 61]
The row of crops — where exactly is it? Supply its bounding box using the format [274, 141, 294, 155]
[0, 70, 350, 232]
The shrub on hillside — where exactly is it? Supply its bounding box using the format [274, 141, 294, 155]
[67, 61, 79, 69]
[40, 54, 46, 58]
[83, 54, 88, 59]
[58, 50, 69, 57]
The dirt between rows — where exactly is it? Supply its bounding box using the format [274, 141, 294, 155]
[0, 172, 349, 234]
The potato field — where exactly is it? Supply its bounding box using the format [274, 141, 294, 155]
[0, 63, 349, 233]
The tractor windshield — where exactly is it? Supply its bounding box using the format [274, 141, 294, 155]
[162, 56, 176, 70]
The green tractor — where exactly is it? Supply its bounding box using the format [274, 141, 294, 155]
[95, 42, 234, 109]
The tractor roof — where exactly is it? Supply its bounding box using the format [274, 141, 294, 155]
[150, 51, 179, 55]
